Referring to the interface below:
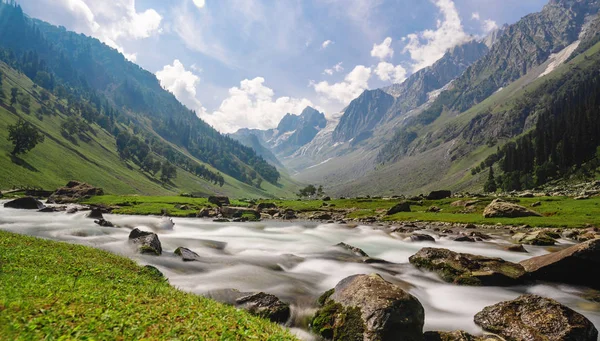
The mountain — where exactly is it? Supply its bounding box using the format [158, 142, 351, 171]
[230, 106, 327, 161]
[0, 2, 297, 197]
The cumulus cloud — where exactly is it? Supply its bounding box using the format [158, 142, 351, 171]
[202, 77, 314, 133]
[482, 19, 499, 32]
[374, 62, 407, 83]
[402, 0, 470, 72]
[312, 65, 371, 105]
[323, 62, 344, 75]
[156, 60, 206, 115]
[193, 0, 206, 9]
[321, 40, 333, 49]
[371, 37, 394, 60]
[471, 12, 480, 20]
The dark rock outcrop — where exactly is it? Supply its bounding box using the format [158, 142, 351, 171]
[94, 219, 114, 227]
[520, 239, 600, 289]
[474, 294, 598, 341]
[87, 208, 104, 219]
[386, 201, 411, 215]
[220, 206, 260, 220]
[235, 292, 290, 324]
[257, 202, 277, 211]
[48, 181, 103, 203]
[409, 248, 526, 286]
[128, 228, 162, 256]
[423, 331, 482, 341]
[483, 199, 541, 218]
[4, 197, 44, 210]
[312, 274, 424, 341]
[410, 234, 436, 242]
[426, 190, 452, 200]
[208, 196, 230, 207]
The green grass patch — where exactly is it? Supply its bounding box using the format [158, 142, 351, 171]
[0, 231, 296, 340]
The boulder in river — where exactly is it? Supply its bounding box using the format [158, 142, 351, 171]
[512, 230, 556, 246]
[410, 234, 436, 242]
[128, 228, 162, 256]
[48, 181, 103, 203]
[423, 331, 482, 341]
[453, 235, 475, 242]
[94, 219, 114, 227]
[483, 199, 541, 218]
[519, 239, 600, 289]
[474, 294, 598, 341]
[409, 248, 526, 286]
[220, 206, 260, 220]
[386, 201, 411, 215]
[257, 202, 278, 211]
[87, 208, 104, 219]
[311, 273, 424, 341]
[4, 196, 44, 210]
[174, 247, 200, 261]
[336, 242, 369, 257]
[235, 292, 290, 324]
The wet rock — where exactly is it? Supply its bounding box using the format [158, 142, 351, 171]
[174, 247, 200, 262]
[208, 196, 230, 207]
[235, 292, 290, 324]
[483, 199, 541, 218]
[94, 219, 114, 227]
[474, 294, 598, 341]
[213, 218, 230, 223]
[313, 213, 333, 220]
[386, 201, 411, 215]
[128, 228, 162, 256]
[409, 248, 526, 286]
[220, 206, 260, 220]
[257, 202, 277, 211]
[427, 190, 452, 200]
[87, 208, 104, 219]
[197, 208, 211, 217]
[48, 181, 104, 203]
[4, 197, 44, 210]
[453, 236, 475, 242]
[336, 242, 369, 257]
[512, 231, 556, 246]
[470, 231, 492, 240]
[410, 234, 436, 242]
[312, 274, 424, 341]
[38, 206, 61, 213]
[505, 244, 528, 253]
[423, 331, 481, 341]
[282, 209, 297, 220]
[465, 224, 477, 229]
[519, 239, 600, 289]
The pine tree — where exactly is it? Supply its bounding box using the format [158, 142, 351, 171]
[483, 167, 497, 193]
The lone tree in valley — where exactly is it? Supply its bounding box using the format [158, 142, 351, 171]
[7, 119, 45, 155]
[483, 167, 498, 193]
[160, 162, 177, 182]
[10, 87, 18, 107]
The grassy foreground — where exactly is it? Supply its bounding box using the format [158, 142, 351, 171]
[82, 194, 600, 228]
[0, 231, 296, 341]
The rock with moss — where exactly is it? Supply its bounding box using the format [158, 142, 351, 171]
[220, 206, 260, 219]
[235, 292, 290, 324]
[512, 230, 556, 246]
[409, 247, 526, 286]
[483, 199, 541, 218]
[474, 294, 598, 341]
[386, 201, 411, 215]
[312, 273, 424, 341]
[520, 239, 600, 289]
[128, 228, 162, 256]
[174, 247, 200, 261]
[48, 180, 104, 203]
[423, 331, 482, 341]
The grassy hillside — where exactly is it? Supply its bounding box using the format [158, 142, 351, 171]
[0, 230, 296, 340]
[0, 62, 298, 198]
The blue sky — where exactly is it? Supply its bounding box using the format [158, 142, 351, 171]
[18, 0, 547, 133]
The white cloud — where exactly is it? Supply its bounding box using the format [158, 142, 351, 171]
[471, 12, 480, 20]
[202, 77, 314, 133]
[482, 19, 499, 32]
[402, 0, 470, 72]
[371, 37, 394, 60]
[156, 60, 206, 115]
[323, 62, 344, 75]
[321, 40, 333, 49]
[374, 62, 407, 83]
[193, 0, 206, 9]
[312, 65, 371, 105]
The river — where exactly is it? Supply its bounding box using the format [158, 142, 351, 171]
[1, 202, 599, 340]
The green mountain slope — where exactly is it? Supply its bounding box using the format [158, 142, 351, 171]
[0, 62, 297, 197]
[0, 2, 298, 198]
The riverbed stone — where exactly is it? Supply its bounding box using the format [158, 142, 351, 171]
[336, 242, 369, 257]
[174, 247, 201, 261]
[235, 292, 290, 324]
[312, 273, 424, 341]
[257, 202, 278, 211]
[94, 218, 114, 227]
[512, 230, 556, 246]
[208, 196, 230, 206]
[483, 199, 541, 218]
[220, 206, 260, 220]
[474, 294, 598, 341]
[519, 239, 600, 289]
[128, 228, 162, 256]
[423, 331, 481, 341]
[386, 201, 411, 215]
[410, 234, 436, 242]
[4, 196, 44, 210]
[48, 181, 104, 203]
[87, 208, 104, 219]
[409, 248, 526, 286]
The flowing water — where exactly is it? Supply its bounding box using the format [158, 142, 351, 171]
[1, 202, 599, 340]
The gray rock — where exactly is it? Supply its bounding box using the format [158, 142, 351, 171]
[483, 199, 542, 218]
[336, 242, 369, 257]
[235, 292, 290, 324]
[4, 197, 44, 210]
[386, 201, 411, 215]
[128, 228, 162, 256]
[410, 234, 436, 242]
[474, 294, 598, 341]
[174, 247, 200, 261]
[208, 196, 230, 207]
[48, 181, 103, 204]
